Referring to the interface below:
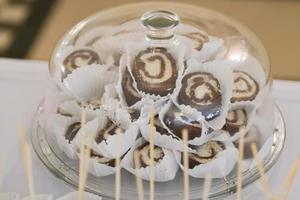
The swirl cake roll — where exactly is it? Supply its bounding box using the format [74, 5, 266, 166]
[58, 46, 103, 80]
[174, 59, 234, 130]
[57, 100, 103, 121]
[175, 140, 238, 178]
[121, 138, 179, 182]
[121, 68, 142, 106]
[131, 47, 178, 96]
[63, 64, 118, 101]
[178, 72, 222, 121]
[175, 24, 224, 62]
[83, 150, 116, 177]
[223, 108, 247, 136]
[182, 32, 209, 51]
[231, 71, 259, 103]
[74, 113, 139, 158]
[160, 101, 209, 146]
[47, 114, 82, 159]
[140, 103, 209, 151]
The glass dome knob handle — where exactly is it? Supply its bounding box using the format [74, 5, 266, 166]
[141, 10, 180, 42]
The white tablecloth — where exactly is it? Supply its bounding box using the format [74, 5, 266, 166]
[0, 58, 299, 199]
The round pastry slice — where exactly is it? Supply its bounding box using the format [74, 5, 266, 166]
[95, 119, 124, 144]
[65, 122, 81, 144]
[178, 72, 222, 120]
[133, 142, 165, 168]
[131, 47, 178, 96]
[154, 116, 179, 140]
[90, 150, 116, 167]
[63, 49, 101, 77]
[122, 68, 142, 106]
[183, 141, 225, 169]
[163, 104, 202, 140]
[223, 108, 247, 136]
[183, 32, 209, 50]
[231, 71, 259, 103]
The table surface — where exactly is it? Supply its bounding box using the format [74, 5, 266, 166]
[0, 58, 299, 199]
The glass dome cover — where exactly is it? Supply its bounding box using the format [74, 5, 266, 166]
[35, 2, 285, 200]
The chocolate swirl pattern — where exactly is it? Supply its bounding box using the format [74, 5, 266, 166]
[65, 122, 81, 143]
[178, 72, 222, 120]
[134, 142, 165, 168]
[231, 71, 259, 103]
[132, 47, 178, 96]
[63, 49, 100, 77]
[95, 120, 124, 144]
[223, 108, 247, 136]
[184, 32, 209, 50]
[90, 150, 116, 167]
[154, 116, 179, 140]
[122, 68, 142, 106]
[184, 141, 225, 169]
[163, 104, 202, 140]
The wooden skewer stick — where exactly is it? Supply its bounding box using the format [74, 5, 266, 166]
[202, 173, 212, 200]
[236, 129, 245, 200]
[77, 110, 89, 200]
[182, 129, 189, 200]
[250, 142, 272, 200]
[134, 151, 144, 200]
[149, 109, 155, 200]
[273, 155, 300, 200]
[283, 155, 300, 200]
[115, 128, 122, 200]
[18, 126, 35, 199]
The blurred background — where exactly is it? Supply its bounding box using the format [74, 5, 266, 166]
[0, 0, 299, 80]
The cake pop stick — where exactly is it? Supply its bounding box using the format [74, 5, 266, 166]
[274, 155, 300, 200]
[149, 108, 155, 200]
[78, 111, 92, 200]
[18, 126, 35, 199]
[202, 173, 212, 200]
[134, 151, 144, 200]
[182, 129, 189, 200]
[250, 143, 272, 200]
[236, 130, 245, 200]
[115, 128, 122, 200]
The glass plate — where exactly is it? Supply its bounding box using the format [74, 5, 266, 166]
[31, 100, 285, 200]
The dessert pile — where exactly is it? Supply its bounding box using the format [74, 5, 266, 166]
[46, 19, 271, 182]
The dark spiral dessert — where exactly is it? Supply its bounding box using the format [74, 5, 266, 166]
[154, 116, 179, 140]
[90, 150, 116, 167]
[65, 122, 81, 144]
[63, 49, 101, 78]
[178, 72, 222, 120]
[121, 68, 142, 106]
[134, 142, 165, 168]
[183, 32, 209, 50]
[131, 47, 178, 96]
[231, 71, 259, 103]
[163, 104, 202, 140]
[223, 108, 247, 136]
[183, 141, 225, 169]
[95, 120, 124, 144]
